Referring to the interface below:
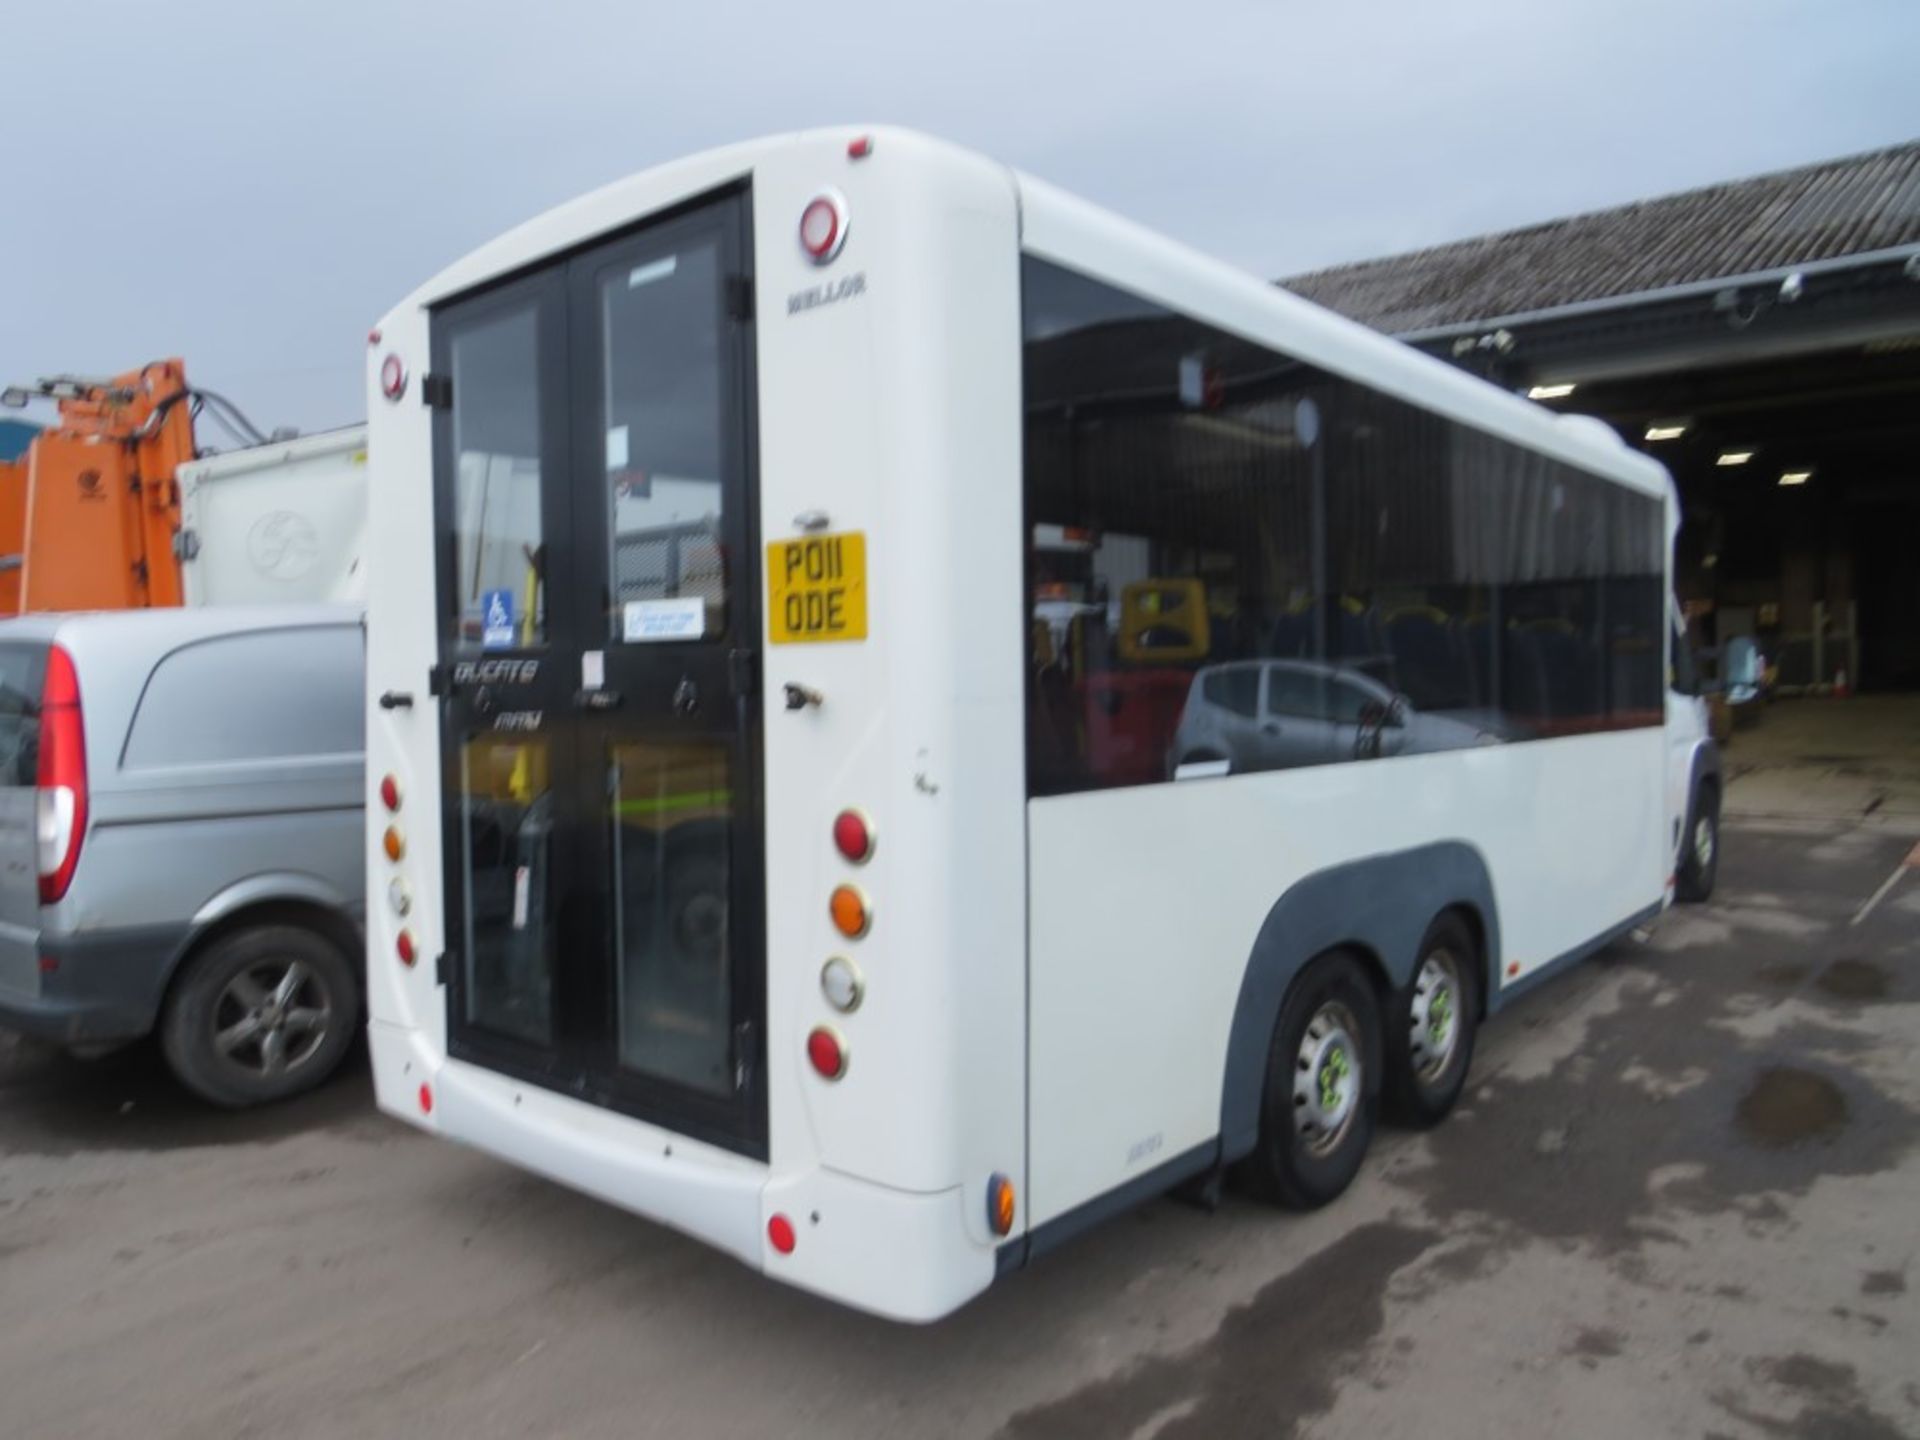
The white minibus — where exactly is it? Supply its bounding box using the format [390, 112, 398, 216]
[362, 127, 1720, 1321]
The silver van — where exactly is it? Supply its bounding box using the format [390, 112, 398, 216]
[0, 605, 364, 1106]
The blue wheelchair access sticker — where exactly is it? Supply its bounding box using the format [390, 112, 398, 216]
[481, 588, 516, 649]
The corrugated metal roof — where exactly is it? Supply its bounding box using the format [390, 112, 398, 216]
[1281, 141, 1920, 334]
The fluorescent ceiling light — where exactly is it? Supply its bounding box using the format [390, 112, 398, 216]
[1779, 470, 1812, 486]
[1644, 423, 1688, 441]
[1716, 450, 1755, 466]
[1527, 383, 1576, 400]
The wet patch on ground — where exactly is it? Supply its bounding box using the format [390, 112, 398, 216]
[1736, 1066, 1850, 1146]
[1566, 1325, 1625, 1367]
[1713, 1353, 1911, 1440]
[1394, 830, 1920, 1261]
[1860, 1267, 1906, 1297]
[0, 1031, 378, 1155]
[998, 1222, 1438, 1440]
[1816, 959, 1892, 1003]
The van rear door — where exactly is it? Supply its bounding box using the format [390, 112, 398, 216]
[0, 640, 49, 1002]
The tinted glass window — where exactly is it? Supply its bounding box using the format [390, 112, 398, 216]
[0, 644, 45, 787]
[124, 627, 365, 769]
[451, 305, 544, 650]
[1202, 666, 1259, 718]
[600, 240, 729, 642]
[1022, 256, 1665, 796]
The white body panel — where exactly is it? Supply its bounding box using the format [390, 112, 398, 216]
[1027, 732, 1663, 1225]
[177, 426, 368, 606]
[363, 126, 1680, 1320]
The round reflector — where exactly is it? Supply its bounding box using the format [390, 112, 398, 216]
[829, 885, 870, 939]
[380, 353, 408, 401]
[768, 1214, 796, 1254]
[832, 809, 874, 864]
[799, 189, 848, 264]
[820, 956, 863, 1014]
[396, 930, 417, 967]
[380, 774, 402, 812]
[807, 1026, 848, 1080]
[988, 1173, 1017, 1236]
[383, 826, 406, 862]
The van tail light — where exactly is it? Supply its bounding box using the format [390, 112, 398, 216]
[36, 645, 88, 904]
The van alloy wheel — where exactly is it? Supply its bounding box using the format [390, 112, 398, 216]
[213, 959, 334, 1079]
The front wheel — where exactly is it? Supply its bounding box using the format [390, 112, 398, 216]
[1242, 951, 1381, 1210]
[1384, 913, 1480, 1127]
[1676, 783, 1719, 903]
[160, 924, 358, 1108]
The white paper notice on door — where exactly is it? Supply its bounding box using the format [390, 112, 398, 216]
[623, 596, 705, 643]
[511, 865, 531, 931]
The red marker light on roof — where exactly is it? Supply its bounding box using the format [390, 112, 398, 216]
[380, 353, 407, 401]
[799, 189, 848, 264]
[847, 135, 873, 159]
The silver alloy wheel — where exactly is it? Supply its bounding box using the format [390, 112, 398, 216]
[1407, 948, 1462, 1082]
[1293, 1000, 1362, 1156]
[212, 958, 332, 1079]
[1693, 811, 1716, 871]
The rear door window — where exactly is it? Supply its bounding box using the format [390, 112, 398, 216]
[0, 644, 46, 786]
[123, 627, 365, 770]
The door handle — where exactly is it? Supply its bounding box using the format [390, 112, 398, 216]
[1261, 722, 1282, 736]
[472, 685, 498, 717]
[574, 689, 624, 712]
[672, 677, 700, 717]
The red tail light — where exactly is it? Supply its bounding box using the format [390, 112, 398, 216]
[36, 646, 87, 904]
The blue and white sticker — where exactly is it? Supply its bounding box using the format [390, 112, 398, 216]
[623, 596, 705, 643]
[481, 588, 516, 649]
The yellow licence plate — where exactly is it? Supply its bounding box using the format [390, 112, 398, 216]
[767, 531, 867, 644]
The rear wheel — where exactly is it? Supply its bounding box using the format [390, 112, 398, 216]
[1243, 951, 1381, 1209]
[160, 924, 357, 1108]
[1384, 913, 1480, 1126]
[1676, 782, 1719, 903]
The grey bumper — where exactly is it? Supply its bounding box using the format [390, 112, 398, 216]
[0, 924, 186, 1045]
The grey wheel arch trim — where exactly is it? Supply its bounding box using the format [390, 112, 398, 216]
[1219, 841, 1500, 1165]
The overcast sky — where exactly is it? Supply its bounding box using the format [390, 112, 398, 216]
[3, 0, 1916, 436]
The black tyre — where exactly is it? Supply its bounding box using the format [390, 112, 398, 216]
[1242, 951, 1381, 1210]
[1676, 782, 1719, 903]
[160, 924, 357, 1108]
[1384, 912, 1480, 1127]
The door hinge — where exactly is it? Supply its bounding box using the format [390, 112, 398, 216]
[428, 663, 455, 697]
[172, 527, 201, 561]
[726, 275, 755, 323]
[434, 952, 451, 986]
[421, 373, 453, 410]
[727, 647, 758, 700]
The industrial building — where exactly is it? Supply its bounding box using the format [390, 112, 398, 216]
[1285, 140, 1920, 691]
